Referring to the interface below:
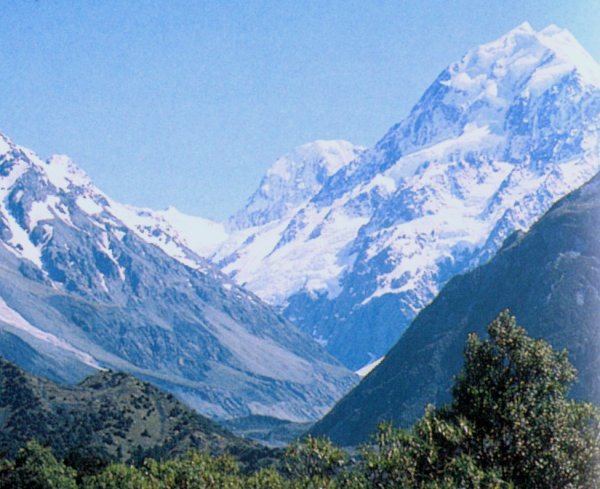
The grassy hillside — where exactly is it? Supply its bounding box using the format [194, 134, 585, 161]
[0, 357, 274, 467]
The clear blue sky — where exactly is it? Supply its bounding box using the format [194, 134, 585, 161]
[1, 1, 599, 220]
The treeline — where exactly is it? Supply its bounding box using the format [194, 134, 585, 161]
[1, 312, 599, 488]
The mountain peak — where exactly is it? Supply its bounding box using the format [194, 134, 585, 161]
[457, 22, 600, 92]
[539, 23, 563, 36]
[0, 132, 93, 192]
[44, 154, 92, 190]
[369, 22, 600, 159]
[535, 24, 600, 86]
[507, 20, 535, 35]
[0, 131, 357, 423]
[265, 140, 362, 180]
[229, 139, 364, 230]
[215, 21, 600, 370]
[0, 132, 12, 155]
[153, 205, 228, 256]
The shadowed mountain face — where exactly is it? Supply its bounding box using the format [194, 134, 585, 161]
[0, 133, 356, 423]
[311, 172, 600, 446]
[213, 23, 600, 370]
[0, 357, 275, 465]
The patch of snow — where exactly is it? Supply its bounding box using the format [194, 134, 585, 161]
[222, 199, 369, 304]
[356, 356, 384, 377]
[536, 24, 600, 88]
[0, 296, 102, 369]
[28, 200, 55, 229]
[0, 202, 43, 267]
[76, 195, 104, 215]
[41, 155, 91, 190]
[98, 231, 126, 280]
[156, 206, 228, 257]
[108, 201, 201, 269]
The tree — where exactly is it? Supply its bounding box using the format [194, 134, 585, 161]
[451, 310, 600, 487]
[284, 435, 347, 482]
[141, 451, 242, 489]
[0, 441, 77, 489]
[83, 463, 156, 489]
[0, 311, 597, 488]
[244, 467, 286, 489]
[63, 445, 116, 483]
[359, 311, 599, 488]
[361, 415, 509, 488]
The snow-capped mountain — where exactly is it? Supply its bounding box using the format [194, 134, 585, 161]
[228, 140, 365, 230]
[214, 23, 600, 369]
[313, 171, 600, 446]
[155, 206, 228, 256]
[0, 132, 356, 421]
[113, 204, 227, 266]
[0, 139, 222, 275]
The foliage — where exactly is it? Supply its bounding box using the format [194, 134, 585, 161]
[63, 446, 117, 483]
[141, 451, 242, 488]
[82, 463, 155, 489]
[359, 311, 599, 488]
[284, 435, 347, 480]
[0, 441, 78, 489]
[0, 312, 598, 488]
[452, 310, 600, 487]
[0, 358, 262, 466]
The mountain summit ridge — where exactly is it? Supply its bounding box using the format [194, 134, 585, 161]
[211, 23, 600, 369]
[228, 139, 364, 231]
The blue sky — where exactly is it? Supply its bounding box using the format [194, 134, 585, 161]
[1, 1, 599, 220]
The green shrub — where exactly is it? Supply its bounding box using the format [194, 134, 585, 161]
[0, 441, 77, 489]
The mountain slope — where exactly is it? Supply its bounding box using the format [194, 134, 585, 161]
[0, 357, 273, 464]
[0, 132, 356, 422]
[214, 23, 600, 369]
[311, 172, 600, 446]
[113, 204, 228, 263]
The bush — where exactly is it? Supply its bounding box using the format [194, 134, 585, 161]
[452, 310, 600, 487]
[1, 312, 597, 488]
[284, 435, 347, 482]
[0, 441, 77, 489]
[360, 311, 599, 488]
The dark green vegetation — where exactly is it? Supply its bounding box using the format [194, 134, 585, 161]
[0, 357, 274, 467]
[313, 173, 600, 446]
[1, 312, 598, 488]
[223, 415, 314, 447]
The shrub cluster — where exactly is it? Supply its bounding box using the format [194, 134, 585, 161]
[1, 312, 598, 488]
